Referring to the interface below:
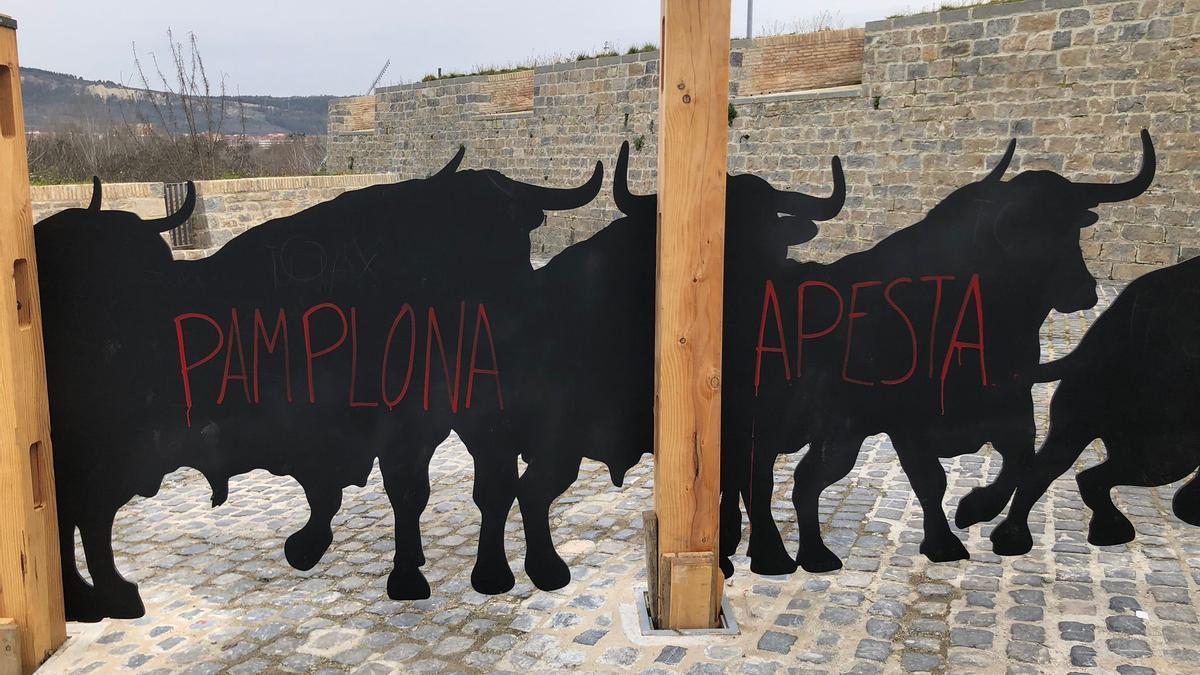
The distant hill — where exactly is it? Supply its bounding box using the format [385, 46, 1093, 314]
[20, 67, 334, 135]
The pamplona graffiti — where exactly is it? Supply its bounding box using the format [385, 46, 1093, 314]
[35, 131, 1183, 623]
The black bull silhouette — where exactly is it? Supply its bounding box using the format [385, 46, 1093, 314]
[990, 254, 1200, 556]
[35, 152, 606, 620]
[721, 130, 1157, 576]
[34, 133, 1170, 623]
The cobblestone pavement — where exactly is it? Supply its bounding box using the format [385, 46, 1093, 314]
[43, 282, 1200, 674]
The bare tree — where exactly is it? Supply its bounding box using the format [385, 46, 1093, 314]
[28, 29, 328, 184]
[128, 29, 233, 179]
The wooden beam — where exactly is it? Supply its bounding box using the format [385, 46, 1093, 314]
[0, 14, 67, 674]
[653, 0, 730, 630]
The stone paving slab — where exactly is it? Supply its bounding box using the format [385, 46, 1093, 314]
[40, 283, 1200, 673]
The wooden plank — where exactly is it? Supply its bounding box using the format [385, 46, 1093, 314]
[710, 564, 725, 627]
[652, 0, 731, 630]
[642, 510, 660, 624]
[663, 552, 716, 629]
[657, 552, 673, 627]
[0, 619, 18, 675]
[0, 15, 67, 674]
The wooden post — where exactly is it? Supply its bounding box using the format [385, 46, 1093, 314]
[651, 0, 730, 630]
[0, 14, 68, 673]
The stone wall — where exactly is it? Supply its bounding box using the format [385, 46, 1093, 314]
[32, 174, 397, 259]
[327, 0, 1200, 281]
[33, 181, 167, 223]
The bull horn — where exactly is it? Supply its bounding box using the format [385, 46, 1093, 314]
[433, 145, 465, 178]
[775, 156, 846, 222]
[1073, 129, 1155, 205]
[146, 181, 195, 233]
[614, 141, 655, 217]
[522, 160, 604, 211]
[88, 176, 102, 210]
[985, 139, 1017, 182]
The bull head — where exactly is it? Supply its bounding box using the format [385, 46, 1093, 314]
[772, 155, 846, 234]
[1072, 129, 1155, 209]
[147, 181, 197, 234]
[988, 130, 1155, 219]
[613, 140, 846, 235]
[85, 177, 196, 233]
[984, 130, 1155, 315]
[519, 161, 604, 211]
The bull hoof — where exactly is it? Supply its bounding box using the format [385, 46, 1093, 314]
[64, 587, 105, 623]
[719, 555, 735, 579]
[525, 552, 571, 591]
[387, 568, 431, 601]
[97, 581, 146, 619]
[285, 528, 332, 571]
[797, 543, 842, 573]
[990, 520, 1033, 556]
[1172, 496, 1200, 527]
[749, 551, 798, 576]
[1087, 514, 1135, 547]
[920, 536, 970, 563]
[955, 487, 1010, 529]
[471, 562, 516, 595]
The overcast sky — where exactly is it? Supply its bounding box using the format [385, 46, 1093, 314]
[5, 1, 931, 96]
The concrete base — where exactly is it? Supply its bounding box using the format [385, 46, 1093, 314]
[34, 622, 106, 673]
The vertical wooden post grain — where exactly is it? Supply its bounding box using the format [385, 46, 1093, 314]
[0, 14, 67, 673]
[653, 0, 730, 629]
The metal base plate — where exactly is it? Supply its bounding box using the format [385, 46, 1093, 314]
[634, 588, 740, 636]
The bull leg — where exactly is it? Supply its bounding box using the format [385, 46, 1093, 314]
[747, 450, 798, 575]
[79, 509, 144, 619]
[718, 436, 746, 579]
[955, 428, 1035, 529]
[284, 479, 343, 571]
[59, 517, 102, 622]
[991, 421, 1094, 556]
[379, 445, 438, 600]
[1078, 458, 1137, 546]
[518, 454, 582, 591]
[893, 443, 969, 563]
[792, 436, 864, 573]
[1081, 448, 1197, 546]
[1172, 469, 1200, 527]
[468, 450, 518, 595]
[718, 486, 743, 579]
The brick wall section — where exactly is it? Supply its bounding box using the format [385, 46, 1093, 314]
[477, 70, 535, 114]
[329, 96, 376, 133]
[741, 28, 866, 96]
[32, 174, 398, 259]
